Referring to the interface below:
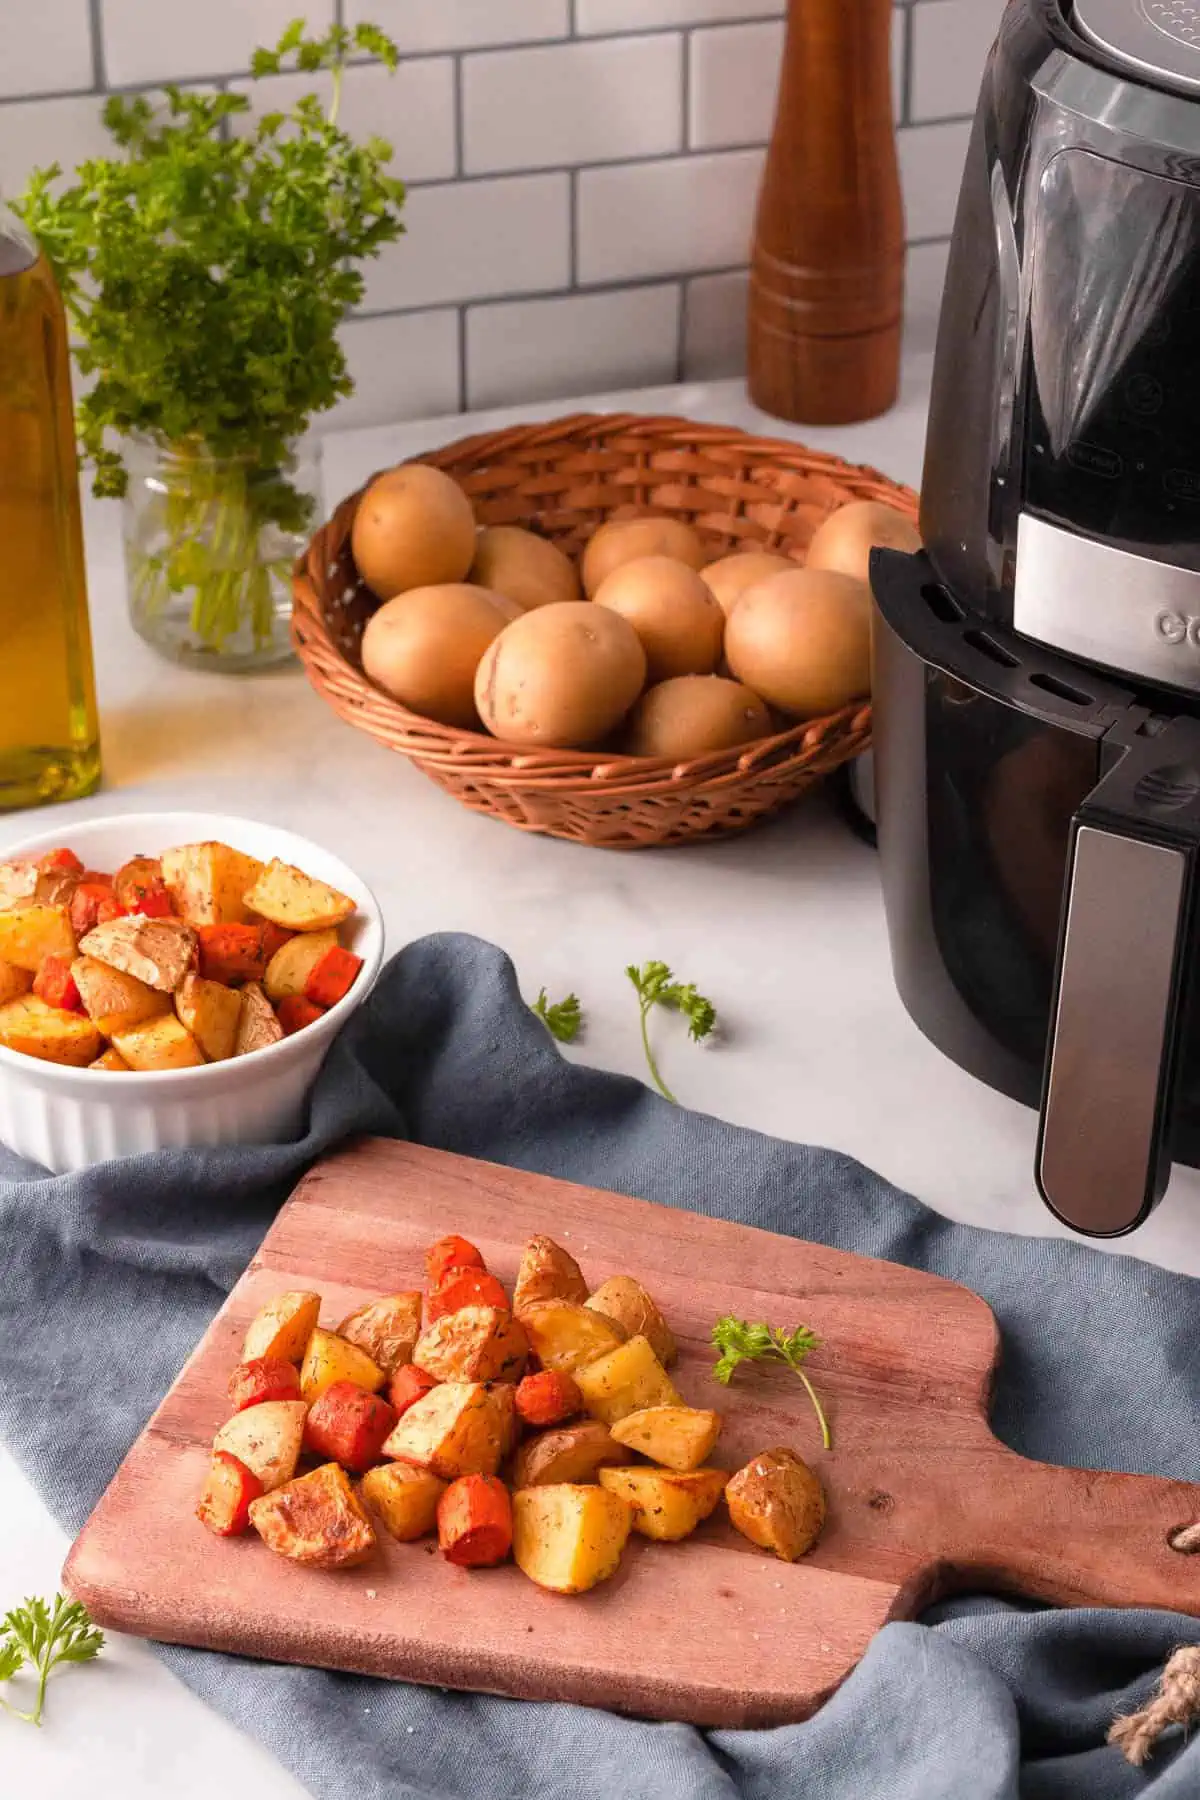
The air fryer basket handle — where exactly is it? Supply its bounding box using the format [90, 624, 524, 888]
[1037, 721, 1200, 1235]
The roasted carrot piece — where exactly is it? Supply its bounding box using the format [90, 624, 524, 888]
[303, 945, 364, 1010]
[124, 881, 174, 918]
[515, 1370, 582, 1428]
[38, 848, 83, 876]
[425, 1234, 485, 1289]
[426, 1268, 509, 1323]
[259, 921, 295, 962]
[196, 923, 268, 983]
[437, 1475, 513, 1568]
[32, 954, 82, 1013]
[227, 1356, 302, 1412]
[304, 1380, 397, 1471]
[277, 995, 326, 1036]
[388, 1363, 440, 1416]
[196, 1450, 264, 1536]
[69, 880, 117, 937]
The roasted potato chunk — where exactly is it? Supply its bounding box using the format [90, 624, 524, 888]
[519, 1299, 627, 1375]
[598, 1465, 728, 1541]
[0, 957, 32, 1006]
[725, 1447, 826, 1562]
[161, 841, 265, 927]
[213, 1398, 307, 1493]
[0, 860, 38, 909]
[175, 972, 242, 1062]
[610, 1405, 722, 1472]
[78, 915, 197, 990]
[250, 1462, 376, 1569]
[0, 904, 75, 971]
[299, 1327, 385, 1404]
[111, 1013, 206, 1071]
[243, 859, 355, 932]
[512, 1235, 588, 1314]
[512, 1484, 632, 1593]
[510, 1421, 623, 1489]
[0, 995, 102, 1066]
[263, 929, 339, 1002]
[381, 1381, 508, 1479]
[88, 1047, 131, 1072]
[586, 1276, 676, 1366]
[338, 1292, 423, 1376]
[72, 955, 171, 1038]
[243, 1290, 321, 1363]
[413, 1305, 528, 1384]
[360, 1463, 446, 1542]
[234, 981, 284, 1057]
[573, 1334, 681, 1426]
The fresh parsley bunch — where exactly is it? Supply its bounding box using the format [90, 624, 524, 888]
[0, 1594, 104, 1726]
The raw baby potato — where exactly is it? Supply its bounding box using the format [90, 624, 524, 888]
[161, 842, 265, 927]
[382, 1380, 509, 1479]
[805, 498, 921, 585]
[300, 1327, 385, 1404]
[724, 568, 872, 718]
[592, 556, 724, 683]
[585, 1276, 677, 1366]
[73, 955, 170, 1038]
[581, 516, 707, 598]
[176, 972, 242, 1062]
[338, 1291, 423, 1376]
[470, 525, 581, 613]
[610, 1405, 722, 1472]
[703, 550, 796, 620]
[110, 1013, 206, 1071]
[474, 601, 646, 750]
[512, 1234, 589, 1314]
[243, 1289, 321, 1364]
[244, 859, 355, 933]
[351, 463, 477, 601]
[574, 1334, 681, 1425]
[213, 1398, 307, 1493]
[624, 675, 771, 761]
[511, 1421, 623, 1489]
[0, 994, 101, 1066]
[250, 1462, 377, 1569]
[598, 1466, 728, 1541]
[725, 1446, 826, 1562]
[520, 1299, 627, 1374]
[0, 903, 75, 971]
[512, 1483, 633, 1593]
[412, 1304, 528, 1383]
[360, 1463, 446, 1542]
[264, 928, 339, 1001]
[362, 584, 520, 728]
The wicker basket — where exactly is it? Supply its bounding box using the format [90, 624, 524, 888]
[292, 412, 916, 849]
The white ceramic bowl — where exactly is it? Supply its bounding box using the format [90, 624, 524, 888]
[0, 811, 384, 1173]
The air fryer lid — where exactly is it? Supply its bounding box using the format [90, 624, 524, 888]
[1075, 0, 1200, 95]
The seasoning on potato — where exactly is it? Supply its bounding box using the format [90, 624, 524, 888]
[804, 499, 921, 586]
[581, 516, 707, 598]
[702, 551, 796, 620]
[624, 675, 772, 760]
[361, 583, 520, 728]
[470, 525, 581, 612]
[351, 463, 477, 601]
[474, 601, 646, 749]
[725, 1446, 826, 1561]
[724, 568, 871, 719]
[592, 556, 724, 684]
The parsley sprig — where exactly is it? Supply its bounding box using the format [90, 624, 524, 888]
[626, 961, 716, 1104]
[0, 1595, 104, 1726]
[531, 989, 583, 1044]
[711, 1316, 832, 1450]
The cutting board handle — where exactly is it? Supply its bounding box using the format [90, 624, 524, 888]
[933, 1448, 1200, 1611]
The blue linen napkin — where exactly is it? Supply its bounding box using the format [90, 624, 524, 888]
[2, 932, 1198, 1799]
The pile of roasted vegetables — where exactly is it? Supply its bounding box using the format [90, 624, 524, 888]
[0, 840, 363, 1069]
[198, 1232, 827, 1589]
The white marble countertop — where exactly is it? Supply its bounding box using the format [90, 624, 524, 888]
[6, 358, 1200, 1797]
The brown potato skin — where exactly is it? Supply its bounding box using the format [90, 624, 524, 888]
[804, 499, 921, 584]
[249, 1462, 377, 1569]
[585, 1277, 676, 1366]
[623, 676, 771, 761]
[513, 1236, 588, 1314]
[703, 551, 795, 620]
[474, 603, 646, 750]
[412, 1305, 528, 1383]
[361, 584, 520, 727]
[581, 517, 707, 597]
[351, 464, 477, 600]
[470, 525, 581, 612]
[510, 1421, 623, 1488]
[592, 556, 724, 684]
[338, 1292, 423, 1376]
[724, 569, 871, 719]
[725, 1446, 826, 1561]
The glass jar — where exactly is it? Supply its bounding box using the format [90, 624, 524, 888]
[0, 204, 101, 808]
[122, 437, 321, 672]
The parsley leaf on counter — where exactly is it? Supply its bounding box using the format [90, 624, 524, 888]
[711, 1316, 832, 1450]
[531, 989, 583, 1044]
[0, 1594, 105, 1726]
[625, 961, 716, 1104]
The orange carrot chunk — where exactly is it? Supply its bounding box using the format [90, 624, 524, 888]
[196, 1450, 264, 1536]
[227, 1356, 302, 1412]
[304, 1380, 397, 1471]
[69, 881, 117, 937]
[38, 848, 83, 876]
[304, 945, 364, 1010]
[388, 1363, 441, 1416]
[515, 1369, 582, 1428]
[426, 1267, 508, 1323]
[32, 954, 83, 1013]
[425, 1234, 485, 1289]
[196, 923, 268, 983]
[277, 995, 326, 1036]
[437, 1475, 513, 1568]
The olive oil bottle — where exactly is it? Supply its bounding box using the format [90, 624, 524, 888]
[0, 203, 100, 808]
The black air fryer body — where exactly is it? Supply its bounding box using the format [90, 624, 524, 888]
[875, 0, 1200, 1236]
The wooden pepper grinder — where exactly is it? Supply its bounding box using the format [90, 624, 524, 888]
[748, 0, 904, 426]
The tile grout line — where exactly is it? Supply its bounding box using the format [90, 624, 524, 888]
[680, 28, 692, 154]
[452, 53, 465, 179]
[456, 306, 468, 412]
[900, 2, 915, 130]
[88, 0, 107, 91]
[568, 169, 579, 289]
[675, 278, 687, 385]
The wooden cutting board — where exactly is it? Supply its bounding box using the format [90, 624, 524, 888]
[64, 1140, 1200, 1728]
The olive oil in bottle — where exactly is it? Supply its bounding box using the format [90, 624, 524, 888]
[0, 203, 100, 809]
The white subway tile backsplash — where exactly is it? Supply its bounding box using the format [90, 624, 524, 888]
[464, 36, 682, 175]
[898, 118, 971, 239]
[682, 268, 748, 379]
[468, 284, 679, 408]
[911, 0, 1000, 122]
[0, 94, 109, 199]
[102, 0, 334, 87]
[578, 149, 762, 284]
[0, 0, 92, 99]
[577, 0, 783, 30]
[229, 59, 456, 186]
[362, 175, 571, 313]
[345, 0, 568, 55]
[688, 23, 781, 152]
[325, 311, 461, 431]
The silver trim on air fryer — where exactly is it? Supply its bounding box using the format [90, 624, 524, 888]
[1075, 0, 1200, 97]
[1014, 512, 1200, 691]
